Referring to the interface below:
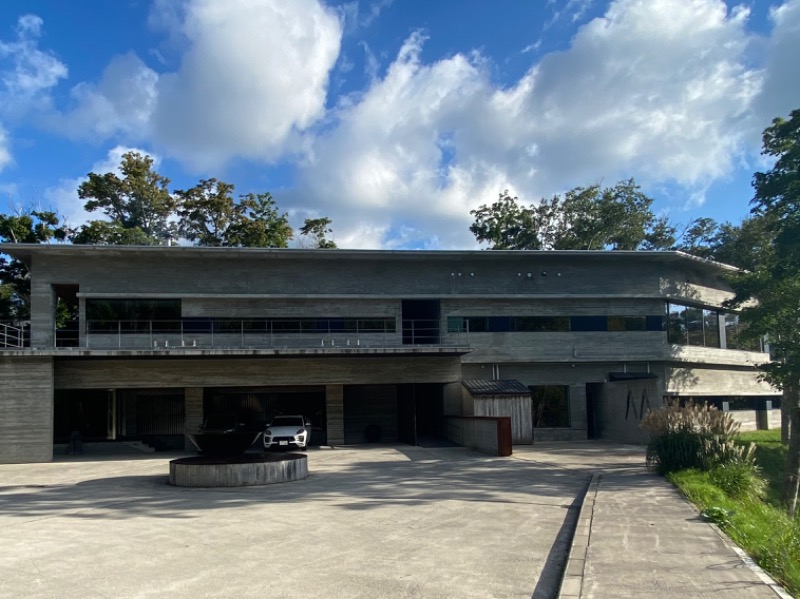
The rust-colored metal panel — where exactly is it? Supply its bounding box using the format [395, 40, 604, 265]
[496, 417, 512, 456]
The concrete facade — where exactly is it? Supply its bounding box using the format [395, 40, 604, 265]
[0, 245, 779, 463]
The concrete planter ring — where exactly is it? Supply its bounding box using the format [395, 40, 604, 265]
[169, 453, 308, 487]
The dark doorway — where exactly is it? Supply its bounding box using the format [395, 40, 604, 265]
[414, 383, 444, 444]
[397, 384, 416, 445]
[54, 390, 112, 442]
[396, 383, 445, 446]
[586, 383, 602, 439]
[401, 299, 440, 344]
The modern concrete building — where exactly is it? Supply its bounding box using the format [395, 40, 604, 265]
[0, 244, 778, 463]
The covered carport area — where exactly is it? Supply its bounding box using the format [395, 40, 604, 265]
[46, 346, 469, 458]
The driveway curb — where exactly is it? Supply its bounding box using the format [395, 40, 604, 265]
[556, 473, 599, 599]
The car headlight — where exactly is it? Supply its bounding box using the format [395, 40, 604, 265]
[296, 429, 305, 435]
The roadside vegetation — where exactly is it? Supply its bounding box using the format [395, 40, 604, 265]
[642, 403, 800, 597]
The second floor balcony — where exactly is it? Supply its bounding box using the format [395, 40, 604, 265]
[53, 318, 456, 350]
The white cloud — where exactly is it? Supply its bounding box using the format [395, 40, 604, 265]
[339, 0, 394, 34]
[0, 125, 11, 172]
[293, 32, 500, 248]
[295, 0, 764, 248]
[754, 0, 800, 127]
[0, 14, 67, 118]
[510, 0, 761, 190]
[52, 53, 158, 141]
[150, 0, 342, 169]
[44, 146, 159, 229]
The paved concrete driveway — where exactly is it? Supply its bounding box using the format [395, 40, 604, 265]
[0, 446, 589, 599]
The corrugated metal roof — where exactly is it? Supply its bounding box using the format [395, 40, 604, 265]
[462, 379, 530, 396]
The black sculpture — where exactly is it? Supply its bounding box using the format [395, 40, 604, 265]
[186, 413, 261, 456]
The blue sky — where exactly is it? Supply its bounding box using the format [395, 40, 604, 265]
[0, 0, 798, 249]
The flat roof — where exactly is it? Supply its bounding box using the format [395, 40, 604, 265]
[0, 243, 739, 272]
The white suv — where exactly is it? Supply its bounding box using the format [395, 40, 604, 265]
[263, 415, 311, 451]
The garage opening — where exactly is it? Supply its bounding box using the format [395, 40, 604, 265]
[347, 383, 444, 446]
[54, 388, 185, 450]
[204, 386, 327, 446]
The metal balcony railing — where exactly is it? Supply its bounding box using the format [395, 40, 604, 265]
[49, 318, 469, 350]
[0, 322, 26, 348]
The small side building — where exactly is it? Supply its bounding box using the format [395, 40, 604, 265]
[462, 379, 533, 444]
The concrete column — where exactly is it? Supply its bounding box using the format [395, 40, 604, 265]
[326, 384, 344, 446]
[0, 356, 54, 463]
[569, 384, 588, 430]
[30, 280, 56, 348]
[184, 387, 204, 451]
[443, 382, 462, 416]
[78, 297, 86, 348]
[755, 399, 773, 431]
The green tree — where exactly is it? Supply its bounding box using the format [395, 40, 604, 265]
[299, 217, 337, 249]
[727, 108, 800, 515]
[73, 152, 177, 245]
[176, 178, 239, 247]
[0, 210, 68, 322]
[176, 180, 300, 248]
[676, 215, 776, 271]
[470, 179, 675, 250]
[226, 192, 293, 248]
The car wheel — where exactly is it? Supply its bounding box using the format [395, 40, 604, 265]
[301, 445, 308, 451]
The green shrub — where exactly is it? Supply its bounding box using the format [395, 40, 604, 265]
[701, 506, 733, 528]
[709, 460, 765, 500]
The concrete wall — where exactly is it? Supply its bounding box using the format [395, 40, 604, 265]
[54, 355, 462, 389]
[593, 379, 660, 444]
[25, 248, 732, 301]
[443, 382, 462, 416]
[729, 409, 782, 431]
[0, 356, 54, 463]
[665, 364, 776, 396]
[443, 416, 512, 456]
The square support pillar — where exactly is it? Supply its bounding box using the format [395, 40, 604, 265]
[184, 387, 204, 451]
[30, 281, 56, 348]
[326, 384, 344, 446]
[0, 356, 54, 463]
[755, 399, 773, 431]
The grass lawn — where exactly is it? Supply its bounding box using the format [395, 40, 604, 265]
[667, 429, 800, 597]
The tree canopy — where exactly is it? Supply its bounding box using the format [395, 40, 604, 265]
[726, 108, 800, 515]
[68, 151, 320, 249]
[470, 179, 676, 251]
[175, 180, 293, 248]
[74, 152, 176, 245]
[299, 217, 337, 249]
[0, 210, 68, 322]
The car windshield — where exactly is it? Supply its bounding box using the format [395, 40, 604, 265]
[270, 417, 304, 427]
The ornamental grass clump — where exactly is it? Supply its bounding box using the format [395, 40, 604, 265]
[642, 400, 760, 483]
